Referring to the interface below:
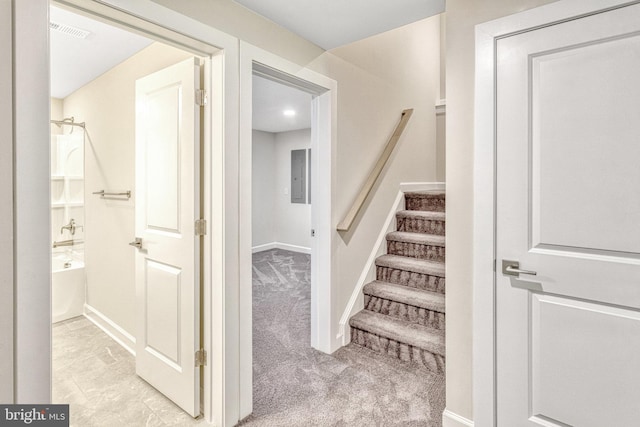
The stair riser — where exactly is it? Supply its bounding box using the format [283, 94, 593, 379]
[405, 196, 445, 212]
[351, 327, 445, 374]
[387, 241, 445, 262]
[396, 217, 445, 235]
[376, 266, 445, 293]
[364, 295, 445, 330]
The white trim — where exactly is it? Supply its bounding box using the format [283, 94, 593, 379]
[252, 242, 311, 254]
[251, 242, 277, 253]
[239, 41, 336, 419]
[443, 409, 474, 427]
[277, 243, 310, 254]
[400, 181, 445, 193]
[473, 1, 637, 426]
[337, 182, 445, 345]
[83, 304, 136, 355]
[201, 51, 214, 427]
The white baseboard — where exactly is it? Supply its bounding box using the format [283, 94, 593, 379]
[443, 409, 474, 427]
[275, 242, 311, 254]
[400, 181, 445, 192]
[252, 242, 311, 254]
[252, 242, 277, 253]
[84, 304, 136, 356]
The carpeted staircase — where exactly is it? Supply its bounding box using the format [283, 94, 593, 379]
[349, 191, 446, 373]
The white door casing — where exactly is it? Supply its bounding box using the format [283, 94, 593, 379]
[134, 57, 202, 417]
[475, 1, 640, 426]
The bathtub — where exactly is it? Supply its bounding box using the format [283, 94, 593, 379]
[52, 254, 86, 323]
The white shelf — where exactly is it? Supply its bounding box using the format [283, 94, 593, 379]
[51, 202, 84, 209]
[51, 175, 84, 181]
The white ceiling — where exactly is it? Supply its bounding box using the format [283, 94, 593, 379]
[252, 75, 312, 133]
[233, 0, 445, 50]
[50, 6, 152, 99]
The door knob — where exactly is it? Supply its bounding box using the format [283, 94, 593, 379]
[502, 260, 537, 277]
[129, 237, 143, 249]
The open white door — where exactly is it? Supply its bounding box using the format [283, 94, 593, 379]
[133, 57, 202, 417]
[496, 3, 640, 426]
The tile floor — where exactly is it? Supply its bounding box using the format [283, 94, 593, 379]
[52, 317, 205, 427]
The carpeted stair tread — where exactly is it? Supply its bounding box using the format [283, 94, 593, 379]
[363, 281, 445, 313]
[376, 254, 445, 278]
[387, 231, 445, 247]
[350, 310, 445, 356]
[396, 210, 445, 221]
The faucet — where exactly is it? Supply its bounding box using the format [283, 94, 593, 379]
[61, 218, 76, 235]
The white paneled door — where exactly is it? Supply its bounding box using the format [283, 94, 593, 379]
[496, 3, 640, 426]
[134, 58, 202, 417]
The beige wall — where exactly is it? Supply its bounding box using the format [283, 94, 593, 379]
[445, 0, 559, 421]
[252, 129, 313, 251]
[151, 0, 324, 66]
[252, 130, 277, 248]
[62, 42, 192, 336]
[274, 129, 312, 250]
[51, 98, 63, 131]
[156, 0, 442, 356]
[13, 0, 51, 403]
[308, 17, 441, 342]
[0, 0, 13, 403]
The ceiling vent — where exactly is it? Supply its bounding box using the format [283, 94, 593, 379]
[50, 21, 91, 39]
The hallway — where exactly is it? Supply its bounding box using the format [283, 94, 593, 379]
[52, 248, 444, 426]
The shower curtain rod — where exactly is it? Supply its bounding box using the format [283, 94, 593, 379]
[50, 119, 85, 127]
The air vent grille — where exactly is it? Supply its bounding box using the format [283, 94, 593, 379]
[50, 21, 91, 39]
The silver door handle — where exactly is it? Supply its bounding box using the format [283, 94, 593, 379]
[502, 260, 537, 277]
[129, 237, 143, 249]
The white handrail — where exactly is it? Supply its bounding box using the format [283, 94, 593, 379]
[336, 109, 413, 232]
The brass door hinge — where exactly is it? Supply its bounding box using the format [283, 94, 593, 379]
[195, 219, 207, 236]
[195, 89, 207, 106]
[195, 349, 207, 367]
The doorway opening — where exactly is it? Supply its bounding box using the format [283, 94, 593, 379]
[241, 55, 341, 419]
[49, 3, 213, 423]
[250, 72, 314, 414]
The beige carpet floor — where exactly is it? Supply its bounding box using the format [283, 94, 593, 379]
[239, 249, 445, 426]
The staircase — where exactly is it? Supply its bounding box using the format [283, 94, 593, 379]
[349, 191, 446, 373]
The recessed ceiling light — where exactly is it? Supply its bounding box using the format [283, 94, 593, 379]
[283, 109, 296, 117]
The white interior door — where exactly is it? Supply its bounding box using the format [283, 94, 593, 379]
[134, 57, 201, 417]
[496, 3, 640, 426]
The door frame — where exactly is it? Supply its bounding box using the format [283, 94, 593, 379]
[12, 0, 242, 424]
[473, 0, 640, 425]
[238, 42, 337, 418]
